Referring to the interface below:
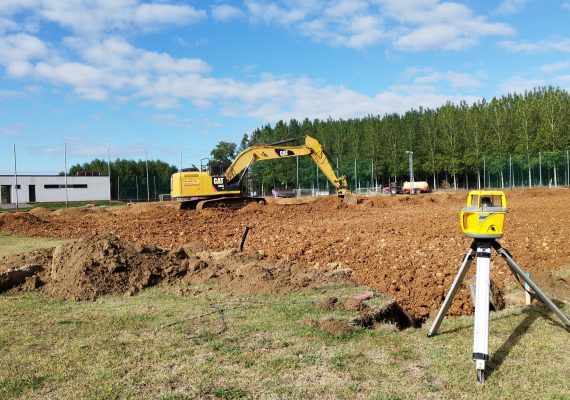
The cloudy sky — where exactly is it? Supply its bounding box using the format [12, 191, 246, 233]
[1, 0, 569, 173]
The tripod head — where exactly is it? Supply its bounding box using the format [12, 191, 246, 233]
[460, 190, 506, 239]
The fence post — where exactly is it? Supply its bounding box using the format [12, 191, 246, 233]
[296, 157, 299, 191]
[566, 150, 569, 187]
[316, 163, 319, 191]
[509, 154, 513, 189]
[371, 159, 374, 189]
[566, 150, 570, 186]
[539, 151, 542, 186]
[483, 156, 486, 189]
[354, 159, 357, 189]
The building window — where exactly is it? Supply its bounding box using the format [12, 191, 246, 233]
[16, 185, 21, 189]
[44, 184, 88, 189]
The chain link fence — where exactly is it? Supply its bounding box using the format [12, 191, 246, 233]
[482, 150, 570, 189]
[113, 175, 171, 202]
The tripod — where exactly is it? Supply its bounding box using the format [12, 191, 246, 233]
[428, 239, 570, 384]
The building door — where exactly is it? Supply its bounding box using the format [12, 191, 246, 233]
[29, 185, 36, 202]
[1, 185, 11, 203]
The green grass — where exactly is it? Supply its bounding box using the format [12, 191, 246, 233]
[0, 288, 568, 399]
[1, 236, 569, 399]
[0, 200, 127, 213]
[0, 233, 70, 258]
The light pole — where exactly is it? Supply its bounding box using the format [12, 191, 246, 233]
[406, 150, 414, 195]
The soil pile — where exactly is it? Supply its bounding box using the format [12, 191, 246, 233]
[0, 234, 355, 300]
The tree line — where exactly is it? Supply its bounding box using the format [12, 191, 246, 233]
[228, 86, 570, 190]
[68, 159, 178, 200]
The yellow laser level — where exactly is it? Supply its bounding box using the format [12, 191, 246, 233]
[460, 190, 506, 239]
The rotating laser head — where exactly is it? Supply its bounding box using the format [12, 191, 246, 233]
[460, 190, 507, 239]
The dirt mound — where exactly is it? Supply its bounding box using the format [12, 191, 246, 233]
[29, 207, 51, 216]
[0, 212, 44, 230]
[236, 202, 265, 214]
[53, 207, 108, 217]
[0, 234, 355, 300]
[47, 234, 171, 299]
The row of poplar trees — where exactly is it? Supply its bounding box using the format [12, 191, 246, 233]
[239, 86, 570, 190]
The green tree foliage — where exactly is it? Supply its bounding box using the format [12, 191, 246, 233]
[210, 141, 237, 162]
[237, 87, 570, 191]
[68, 159, 178, 201]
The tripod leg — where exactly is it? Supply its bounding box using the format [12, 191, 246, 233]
[494, 245, 570, 328]
[428, 244, 475, 337]
[473, 241, 491, 384]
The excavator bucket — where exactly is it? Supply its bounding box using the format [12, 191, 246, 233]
[342, 193, 358, 205]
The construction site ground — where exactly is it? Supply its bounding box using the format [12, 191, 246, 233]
[1, 188, 569, 322]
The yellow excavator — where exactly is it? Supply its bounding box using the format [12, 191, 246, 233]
[171, 135, 351, 209]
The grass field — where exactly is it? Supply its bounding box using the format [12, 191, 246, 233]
[0, 233, 70, 257]
[1, 238, 569, 399]
[0, 201, 127, 213]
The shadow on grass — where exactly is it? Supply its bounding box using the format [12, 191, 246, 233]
[487, 300, 570, 378]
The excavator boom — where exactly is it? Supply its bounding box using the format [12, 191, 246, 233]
[224, 135, 350, 195]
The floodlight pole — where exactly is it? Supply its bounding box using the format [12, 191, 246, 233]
[64, 143, 68, 209]
[107, 147, 112, 205]
[13, 144, 19, 209]
[145, 149, 150, 202]
[296, 157, 299, 192]
[406, 151, 414, 195]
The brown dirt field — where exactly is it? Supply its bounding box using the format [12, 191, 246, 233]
[1, 188, 569, 321]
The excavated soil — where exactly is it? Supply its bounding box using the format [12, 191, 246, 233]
[1, 188, 569, 321]
[0, 234, 354, 300]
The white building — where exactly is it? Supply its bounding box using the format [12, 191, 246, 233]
[0, 175, 110, 204]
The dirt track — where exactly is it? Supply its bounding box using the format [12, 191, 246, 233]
[1, 188, 569, 321]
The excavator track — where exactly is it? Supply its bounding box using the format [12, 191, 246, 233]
[179, 196, 266, 211]
[197, 196, 266, 210]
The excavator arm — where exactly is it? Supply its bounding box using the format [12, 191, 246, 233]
[224, 136, 351, 196]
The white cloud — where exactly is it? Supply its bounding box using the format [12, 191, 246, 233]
[383, 0, 514, 51]
[499, 37, 570, 53]
[29, 141, 145, 158]
[1, 0, 205, 37]
[495, 0, 528, 15]
[539, 61, 570, 73]
[413, 70, 482, 89]
[0, 125, 23, 136]
[212, 5, 244, 21]
[499, 76, 545, 94]
[245, 0, 386, 49]
[0, 17, 19, 33]
[242, 0, 513, 51]
[563, 2, 570, 10]
[0, 33, 49, 78]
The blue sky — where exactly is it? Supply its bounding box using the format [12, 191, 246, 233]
[1, 0, 570, 173]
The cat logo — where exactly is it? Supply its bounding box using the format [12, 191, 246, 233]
[213, 177, 224, 185]
[275, 149, 294, 157]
